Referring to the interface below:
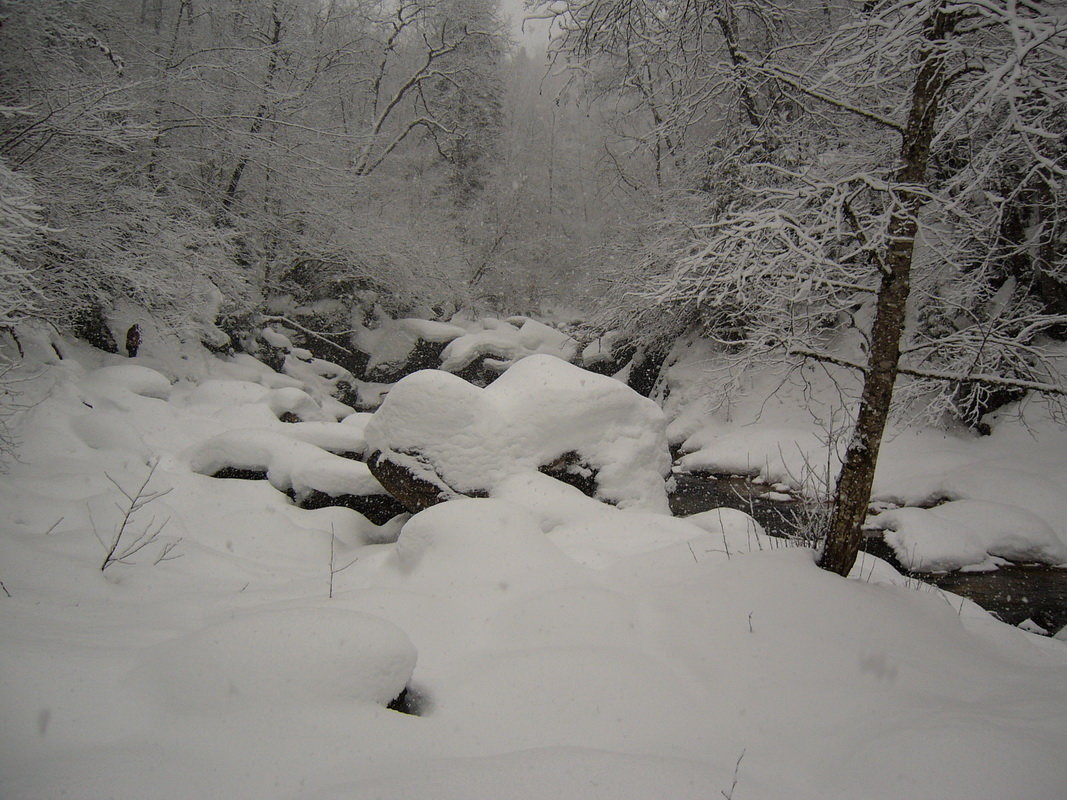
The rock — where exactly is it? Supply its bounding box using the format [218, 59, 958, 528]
[626, 346, 668, 397]
[364, 354, 672, 513]
[366, 450, 469, 513]
[356, 316, 466, 383]
[438, 319, 579, 379]
[294, 487, 409, 525]
[365, 337, 450, 383]
[581, 331, 634, 377]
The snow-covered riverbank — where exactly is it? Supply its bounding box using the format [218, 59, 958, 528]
[2, 327, 1066, 799]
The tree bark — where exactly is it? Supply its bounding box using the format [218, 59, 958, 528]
[715, 1, 760, 128]
[221, 4, 283, 216]
[817, 7, 955, 576]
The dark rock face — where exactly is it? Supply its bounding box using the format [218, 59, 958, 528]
[626, 347, 668, 397]
[368, 447, 603, 514]
[366, 451, 458, 513]
[365, 338, 450, 384]
[537, 451, 598, 498]
[72, 306, 118, 354]
[212, 467, 270, 481]
[448, 355, 509, 387]
[296, 489, 408, 525]
[337, 346, 371, 381]
[583, 341, 635, 377]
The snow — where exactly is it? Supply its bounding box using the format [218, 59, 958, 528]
[133, 607, 417, 711]
[2, 329, 1067, 800]
[665, 338, 1067, 570]
[581, 330, 626, 367]
[395, 498, 585, 588]
[185, 428, 386, 500]
[365, 354, 672, 511]
[82, 363, 173, 400]
[439, 319, 579, 373]
[868, 500, 1067, 572]
[286, 420, 370, 455]
[355, 316, 466, 374]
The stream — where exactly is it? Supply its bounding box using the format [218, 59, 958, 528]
[669, 472, 1067, 635]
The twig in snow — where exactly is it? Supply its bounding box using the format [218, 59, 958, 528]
[721, 748, 746, 799]
[95, 460, 178, 571]
[328, 525, 359, 599]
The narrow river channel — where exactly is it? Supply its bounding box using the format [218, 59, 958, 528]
[669, 472, 1067, 635]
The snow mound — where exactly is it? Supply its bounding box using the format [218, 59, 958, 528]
[395, 498, 584, 587]
[678, 425, 838, 492]
[324, 747, 724, 800]
[177, 378, 332, 422]
[134, 608, 416, 712]
[82, 364, 172, 400]
[868, 500, 1067, 572]
[180, 378, 271, 407]
[283, 420, 370, 456]
[439, 319, 579, 374]
[185, 428, 386, 500]
[687, 506, 767, 540]
[491, 472, 771, 569]
[365, 354, 671, 511]
[69, 408, 153, 461]
[266, 385, 330, 421]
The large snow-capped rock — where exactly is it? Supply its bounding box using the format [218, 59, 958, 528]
[184, 428, 404, 521]
[364, 354, 671, 513]
[355, 317, 467, 383]
[867, 499, 1067, 572]
[437, 318, 579, 382]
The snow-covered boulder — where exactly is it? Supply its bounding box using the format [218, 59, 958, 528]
[438, 319, 579, 383]
[184, 428, 404, 522]
[82, 364, 173, 400]
[394, 498, 585, 589]
[364, 354, 672, 513]
[581, 330, 632, 376]
[355, 317, 466, 383]
[867, 499, 1067, 572]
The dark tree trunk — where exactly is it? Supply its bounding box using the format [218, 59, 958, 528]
[715, 1, 760, 128]
[221, 6, 283, 216]
[818, 7, 956, 576]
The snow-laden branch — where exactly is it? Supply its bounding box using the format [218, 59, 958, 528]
[790, 348, 1067, 397]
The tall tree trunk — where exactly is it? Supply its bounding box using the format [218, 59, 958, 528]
[221, 5, 283, 216]
[715, 1, 760, 128]
[818, 7, 956, 576]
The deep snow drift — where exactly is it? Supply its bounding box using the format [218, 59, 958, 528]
[1, 325, 1066, 800]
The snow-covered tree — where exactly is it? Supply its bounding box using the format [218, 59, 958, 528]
[0, 157, 47, 327]
[543, 0, 1067, 575]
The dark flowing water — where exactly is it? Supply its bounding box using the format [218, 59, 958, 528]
[669, 472, 1067, 635]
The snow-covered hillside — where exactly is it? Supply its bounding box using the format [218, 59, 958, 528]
[1, 326, 1066, 800]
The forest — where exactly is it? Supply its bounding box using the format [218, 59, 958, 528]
[1, 1, 1067, 798]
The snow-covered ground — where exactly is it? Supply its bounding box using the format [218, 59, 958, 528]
[2, 326, 1067, 799]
